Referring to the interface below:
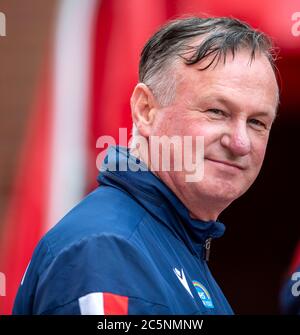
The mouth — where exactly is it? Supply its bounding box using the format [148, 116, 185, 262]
[205, 158, 245, 171]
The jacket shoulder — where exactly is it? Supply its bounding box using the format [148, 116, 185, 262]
[44, 185, 147, 257]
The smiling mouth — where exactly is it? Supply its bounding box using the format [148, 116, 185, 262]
[205, 158, 245, 170]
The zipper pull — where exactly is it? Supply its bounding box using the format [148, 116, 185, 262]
[204, 237, 212, 262]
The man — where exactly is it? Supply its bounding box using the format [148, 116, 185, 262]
[13, 16, 279, 315]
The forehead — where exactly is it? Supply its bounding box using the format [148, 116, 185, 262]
[174, 49, 279, 114]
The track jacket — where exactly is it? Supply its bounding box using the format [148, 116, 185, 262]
[13, 146, 233, 315]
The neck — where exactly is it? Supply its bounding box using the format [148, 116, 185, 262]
[156, 171, 228, 221]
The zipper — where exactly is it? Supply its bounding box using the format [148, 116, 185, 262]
[203, 237, 212, 262]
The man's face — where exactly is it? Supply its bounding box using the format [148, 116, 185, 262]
[149, 50, 278, 211]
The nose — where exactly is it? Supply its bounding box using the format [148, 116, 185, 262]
[220, 121, 251, 157]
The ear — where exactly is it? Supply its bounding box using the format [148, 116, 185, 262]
[130, 83, 158, 138]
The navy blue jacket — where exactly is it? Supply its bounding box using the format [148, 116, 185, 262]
[13, 146, 233, 315]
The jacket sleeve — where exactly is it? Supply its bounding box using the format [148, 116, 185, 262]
[13, 238, 54, 315]
[28, 234, 170, 315]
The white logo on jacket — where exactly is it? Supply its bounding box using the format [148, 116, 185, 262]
[173, 267, 194, 298]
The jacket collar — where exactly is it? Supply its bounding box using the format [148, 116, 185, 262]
[97, 146, 225, 258]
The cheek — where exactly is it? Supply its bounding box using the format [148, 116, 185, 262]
[180, 115, 215, 135]
[246, 142, 268, 183]
[251, 138, 268, 165]
[186, 123, 222, 148]
[151, 110, 181, 137]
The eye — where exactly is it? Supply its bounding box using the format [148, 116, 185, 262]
[207, 109, 226, 116]
[249, 118, 267, 129]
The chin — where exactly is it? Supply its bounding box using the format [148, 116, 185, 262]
[197, 179, 247, 203]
